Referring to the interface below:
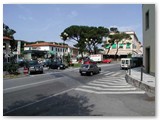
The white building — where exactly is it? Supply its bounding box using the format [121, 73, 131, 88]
[103, 31, 143, 59]
[3, 36, 12, 62]
[24, 42, 79, 60]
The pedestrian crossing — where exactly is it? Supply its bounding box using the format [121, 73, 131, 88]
[71, 69, 126, 78]
[74, 76, 145, 95]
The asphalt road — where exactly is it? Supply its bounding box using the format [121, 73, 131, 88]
[3, 63, 155, 116]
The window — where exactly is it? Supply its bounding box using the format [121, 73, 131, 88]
[119, 44, 123, 49]
[145, 10, 149, 30]
[126, 60, 129, 64]
[3, 43, 6, 49]
[126, 43, 131, 49]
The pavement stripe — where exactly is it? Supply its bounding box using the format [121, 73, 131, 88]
[91, 81, 128, 85]
[87, 82, 132, 88]
[79, 85, 137, 91]
[75, 88, 145, 94]
[104, 72, 114, 76]
[110, 72, 122, 76]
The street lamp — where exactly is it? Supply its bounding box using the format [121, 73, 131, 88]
[60, 32, 69, 63]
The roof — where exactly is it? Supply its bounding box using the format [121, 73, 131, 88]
[24, 42, 78, 49]
[3, 36, 13, 41]
[24, 42, 68, 48]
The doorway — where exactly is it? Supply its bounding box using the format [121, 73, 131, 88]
[145, 47, 150, 74]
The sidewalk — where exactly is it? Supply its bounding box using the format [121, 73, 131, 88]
[125, 67, 155, 96]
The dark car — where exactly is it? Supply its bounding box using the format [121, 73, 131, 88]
[49, 61, 65, 70]
[42, 59, 51, 67]
[79, 64, 101, 76]
[27, 60, 44, 74]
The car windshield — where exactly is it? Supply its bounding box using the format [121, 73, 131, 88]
[122, 60, 125, 64]
[81, 64, 89, 68]
[29, 61, 38, 66]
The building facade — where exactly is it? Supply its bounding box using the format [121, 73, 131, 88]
[103, 31, 143, 59]
[142, 4, 155, 76]
[24, 42, 79, 60]
[3, 36, 13, 62]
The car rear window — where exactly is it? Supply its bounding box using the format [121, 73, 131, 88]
[81, 64, 89, 68]
[29, 61, 38, 65]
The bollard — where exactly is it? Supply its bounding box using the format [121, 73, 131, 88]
[129, 66, 131, 75]
[23, 67, 29, 75]
[141, 66, 143, 81]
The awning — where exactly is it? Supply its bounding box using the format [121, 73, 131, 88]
[48, 50, 56, 55]
[106, 44, 110, 49]
[119, 43, 124, 48]
[112, 44, 117, 49]
[126, 43, 131, 48]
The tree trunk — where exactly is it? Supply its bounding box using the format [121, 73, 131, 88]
[106, 46, 111, 55]
[114, 43, 119, 60]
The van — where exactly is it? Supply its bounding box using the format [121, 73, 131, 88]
[120, 58, 134, 69]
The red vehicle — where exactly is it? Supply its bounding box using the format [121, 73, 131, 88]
[84, 59, 97, 64]
[102, 59, 112, 63]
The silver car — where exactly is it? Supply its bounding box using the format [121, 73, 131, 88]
[79, 64, 101, 76]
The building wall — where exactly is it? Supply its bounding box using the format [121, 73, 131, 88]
[142, 4, 155, 76]
[24, 44, 79, 58]
[3, 40, 11, 55]
[104, 31, 142, 57]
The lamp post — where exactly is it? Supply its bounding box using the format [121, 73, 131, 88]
[60, 32, 69, 63]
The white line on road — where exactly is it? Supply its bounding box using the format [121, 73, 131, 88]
[75, 88, 145, 94]
[79, 85, 137, 91]
[4, 77, 62, 93]
[4, 88, 75, 115]
[87, 82, 132, 88]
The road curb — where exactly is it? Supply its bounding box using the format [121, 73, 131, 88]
[125, 74, 155, 95]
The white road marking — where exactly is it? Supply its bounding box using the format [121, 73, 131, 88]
[75, 88, 145, 94]
[104, 72, 114, 75]
[87, 82, 132, 88]
[4, 77, 62, 93]
[79, 85, 137, 91]
[4, 88, 75, 115]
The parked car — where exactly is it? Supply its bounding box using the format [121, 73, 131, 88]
[42, 59, 51, 67]
[49, 61, 65, 70]
[27, 60, 44, 74]
[79, 64, 101, 76]
[102, 59, 112, 63]
[83, 59, 97, 64]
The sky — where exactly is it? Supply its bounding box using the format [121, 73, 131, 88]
[3, 4, 143, 46]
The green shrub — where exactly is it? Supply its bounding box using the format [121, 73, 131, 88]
[3, 62, 19, 74]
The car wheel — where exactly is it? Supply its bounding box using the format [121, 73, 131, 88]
[90, 72, 93, 76]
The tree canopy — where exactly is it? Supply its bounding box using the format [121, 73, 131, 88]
[3, 23, 16, 39]
[107, 27, 131, 58]
[60, 25, 109, 56]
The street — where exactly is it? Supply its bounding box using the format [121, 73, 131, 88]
[3, 63, 155, 116]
